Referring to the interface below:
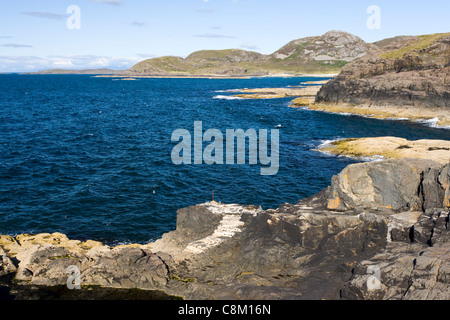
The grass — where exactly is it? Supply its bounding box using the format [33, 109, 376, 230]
[171, 275, 196, 283]
[317, 60, 349, 68]
[48, 255, 77, 260]
[381, 32, 450, 59]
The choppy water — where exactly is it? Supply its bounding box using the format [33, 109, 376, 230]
[1, 74, 449, 245]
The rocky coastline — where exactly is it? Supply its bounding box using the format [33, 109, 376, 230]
[292, 33, 450, 127]
[1, 157, 449, 300]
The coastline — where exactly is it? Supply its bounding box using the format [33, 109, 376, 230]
[290, 101, 450, 128]
[2, 74, 449, 300]
[317, 137, 450, 165]
[92, 73, 338, 80]
[2, 158, 449, 300]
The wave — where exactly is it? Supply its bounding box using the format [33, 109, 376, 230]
[416, 117, 450, 129]
[213, 95, 244, 100]
[317, 138, 342, 149]
[214, 88, 247, 93]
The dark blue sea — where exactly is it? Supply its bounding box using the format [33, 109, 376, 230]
[1, 74, 450, 245]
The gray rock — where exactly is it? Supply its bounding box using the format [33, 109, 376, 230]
[340, 209, 449, 300]
[11, 244, 170, 290]
[438, 163, 450, 208]
[421, 168, 445, 211]
[81, 248, 171, 290]
[14, 245, 80, 285]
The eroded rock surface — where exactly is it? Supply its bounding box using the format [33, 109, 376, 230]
[1, 159, 449, 300]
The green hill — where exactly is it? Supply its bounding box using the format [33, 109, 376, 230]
[128, 31, 375, 77]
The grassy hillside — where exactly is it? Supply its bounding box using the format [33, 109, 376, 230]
[128, 31, 374, 76]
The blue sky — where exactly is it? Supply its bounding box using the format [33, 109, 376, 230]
[0, 0, 449, 72]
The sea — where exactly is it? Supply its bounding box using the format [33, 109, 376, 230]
[1, 74, 450, 245]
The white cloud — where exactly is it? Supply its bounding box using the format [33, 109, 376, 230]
[0, 55, 142, 72]
[2, 44, 33, 48]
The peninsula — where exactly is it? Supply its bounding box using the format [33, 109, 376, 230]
[292, 32, 450, 127]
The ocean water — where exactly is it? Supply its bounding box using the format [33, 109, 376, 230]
[1, 74, 450, 245]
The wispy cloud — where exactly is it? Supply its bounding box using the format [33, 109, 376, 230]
[21, 11, 67, 20]
[194, 34, 236, 39]
[0, 36, 13, 39]
[2, 44, 33, 48]
[0, 55, 141, 72]
[91, 0, 124, 5]
[240, 43, 260, 51]
[131, 21, 146, 27]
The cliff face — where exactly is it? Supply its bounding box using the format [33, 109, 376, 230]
[316, 33, 450, 109]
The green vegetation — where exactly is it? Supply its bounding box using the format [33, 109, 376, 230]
[128, 31, 370, 76]
[381, 32, 450, 59]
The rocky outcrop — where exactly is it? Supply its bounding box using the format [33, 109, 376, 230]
[324, 158, 445, 212]
[314, 33, 450, 126]
[1, 159, 449, 300]
[319, 137, 450, 166]
[270, 30, 374, 67]
[341, 208, 450, 300]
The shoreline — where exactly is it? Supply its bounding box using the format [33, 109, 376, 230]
[290, 101, 450, 128]
[317, 137, 450, 165]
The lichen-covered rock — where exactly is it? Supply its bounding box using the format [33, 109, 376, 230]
[340, 209, 449, 300]
[81, 247, 171, 290]
[0, 247, 17, 277]
[326, 159, 443, 212]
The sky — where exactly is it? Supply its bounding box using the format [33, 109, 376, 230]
[0, 0, 449, 72]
